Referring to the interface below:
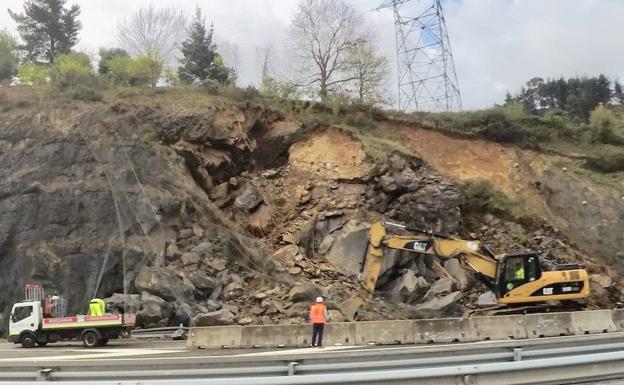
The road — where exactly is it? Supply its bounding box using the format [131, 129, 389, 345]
[2, 334, 624, 384]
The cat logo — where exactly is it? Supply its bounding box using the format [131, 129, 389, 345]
[411, 242, 428, 252]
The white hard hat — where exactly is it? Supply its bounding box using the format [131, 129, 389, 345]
[316, 297, 323, 303]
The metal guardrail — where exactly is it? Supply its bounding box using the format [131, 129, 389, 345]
[2, 334, 624, 383]
[131, 326, 188, 339]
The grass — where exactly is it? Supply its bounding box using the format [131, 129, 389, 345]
[573, 164, 624, 191]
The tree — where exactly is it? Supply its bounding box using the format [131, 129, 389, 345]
[117, 5, 186, 64]
[131, 53, 163, 87]
[18, 64, 49, 85]
[178, 7, 230, 85]
[343, 40, 388, 104]
[49, 52, 92, 89]
[8, 0, 81, 63]
[614, 80, 624, 105]
[0, 30, 19, 81]
[288, 0, 367, 103]
[98, 48, 129, 74]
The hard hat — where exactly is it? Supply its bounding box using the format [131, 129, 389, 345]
[316, 297, 323, 303]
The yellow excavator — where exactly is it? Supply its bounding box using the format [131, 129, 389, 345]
[361, 222, 589, 305]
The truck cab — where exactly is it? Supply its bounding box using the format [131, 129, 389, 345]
[8, 301, 43, 347]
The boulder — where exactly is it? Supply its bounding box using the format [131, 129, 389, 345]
[136, 301, 165, 328]
[192, 309, 236, 326]
[165, 243, 182, 260]
[105, 293, 140, 314]
[188, 271, 216, 291]
[135, 266, 194, 301]
[271, 245, 300, 261]
[590, 274, 612, 289]
[324, 220, 370, 276]
[318, 235, 335, 255]
[423, 277, 454, 300]
[380, 175, 398, 192]
[413, 291, 463, 314]
[247, 203, 273, 232]
[210, 182, 229, 201]
[328, 310, 345, 322]
[178, 228, 193, 240]
[443, 259, 472, 290]
[140, 291, 166, 305]
[172, 302, 193, 326]
[340, 297, 364, 321]
[288, 283, 325, 302]
[386, 270, 429, 303]
[181, 252, 200, 266]
[234, 185, 263, 212]
[476, 291, 497, 307]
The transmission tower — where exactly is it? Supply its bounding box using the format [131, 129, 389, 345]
[378, 0, 462, 112]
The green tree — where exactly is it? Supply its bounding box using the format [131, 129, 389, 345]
[49, 52, 92, 89]
[343, 40, 388, 105]
[105, 56, 133, 85]
[0, 30, 19, 81]
[98, 48, 129, 74]
[18, 63, 49, 85]
[128, 53, 162, 87]
[614, 80, 624, 105]
[8, 0, 81, 63]
[178, 7, 230, 85]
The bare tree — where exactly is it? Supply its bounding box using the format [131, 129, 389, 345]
[288, 0, 367, 103]
[219, 40, 240, 85]
[117, 5, 187, 64]
[343, 40, 389, 105]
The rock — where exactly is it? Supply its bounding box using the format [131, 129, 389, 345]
[318, 235, 335, 255]
[414, 291, 463, 313]
[173, 302, 193, 326]
[105, 293, 140, 313]
[476, 291, 497, 307]
[192, 309, 236, 326]
[165, 243, 181, 260]
[328, 309, 345, 322]
[229, 177, 239, 187]
[234, 185, 263, 212]
[212, 258, 227, 271]
[181, 252, 200, 266]
[135, 266, 195, 301]
[204, 299, 221, 312]
[222, 303, 239, 315]
[140, 291, 166, 305]
[210, 182, 229, 200]
[271, 245, 300, 261]
[380, 175, 398, 192]
[136, 301, 165, 328]
[443, 259, 472, 290]
[190, 242, 214, 255]
[340, 297, 364, 321]
[288, 283, 325, 302]
[287, 266, 302, 275]
[247, 203, 273, 232]
[590, 274, 612, 289]
[386, 270, 429, 303]
[324, 220, 370, 276]
[188, 271, 216, 291]
[178, 228, 193, 240]
[238, 317, 253, 325]
[424, 277, 454, 300]
[223, 279, 244, 299]
[252, 306, 266, 316]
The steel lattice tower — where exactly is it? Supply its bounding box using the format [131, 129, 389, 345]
[378, 0, 462, 112]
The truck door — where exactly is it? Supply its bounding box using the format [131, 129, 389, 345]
[9, 304, 37, 337]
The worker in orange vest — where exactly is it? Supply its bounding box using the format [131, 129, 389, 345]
[310, 296, 328, 347]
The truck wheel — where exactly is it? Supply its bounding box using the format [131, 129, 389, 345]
[82, 331, 99, 348]
[20, 333, 35, 348]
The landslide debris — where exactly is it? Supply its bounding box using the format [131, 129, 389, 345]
[0, 91, 620, 334]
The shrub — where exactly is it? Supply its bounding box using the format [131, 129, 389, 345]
[584, 151, 624, 173]
[50, 52, 93, 89]
[67, 85, 103, 102]
[218, 85, 260, 101]
[106, 56, 133, 85]
[459, 180, 518, 218]
[18, 64, 49, 86]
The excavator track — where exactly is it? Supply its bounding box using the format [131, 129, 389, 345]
[465, 301, 586, 317]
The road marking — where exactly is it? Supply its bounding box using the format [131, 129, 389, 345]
[234, 345, 361, 357]
[0, 348, 181, 362]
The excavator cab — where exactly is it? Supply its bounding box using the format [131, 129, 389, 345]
[495, 253, 541, 297]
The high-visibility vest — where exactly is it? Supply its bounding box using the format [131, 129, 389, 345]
[515, 267, 525, 280]
[310, 304, 327, 324]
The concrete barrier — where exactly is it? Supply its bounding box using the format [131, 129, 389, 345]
[413, 318, 474, 343]
[355, 320, 415, 345]
[241, 324, 300, 348]
[612, 309, 624, 330]
[570, 310, 617, 335]
[470, 315, 526, 340]
[298, 322, 356, 347]
[187, 325, 242, 349]
[524, 312, 573, 338]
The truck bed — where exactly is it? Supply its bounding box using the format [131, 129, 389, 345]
[42, 314, 136, 330]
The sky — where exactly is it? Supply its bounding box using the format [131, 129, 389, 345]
[2, 0, 624, 110]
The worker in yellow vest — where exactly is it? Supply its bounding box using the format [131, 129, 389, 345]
[89, 298, 105, 316]
[309, 296, 328, 347]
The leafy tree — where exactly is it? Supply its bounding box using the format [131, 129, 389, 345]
[8, 0, 81, 63]
[49, 52, 92, 89]
[128, 53, 162, 87]
[98, 48, 129, 74]
[0, 31, 19, 81]
[105, 56, 133, 85]
[18, 63, 49, 85]
[343, 40, 388, 105]
[178, 7, 230, 85]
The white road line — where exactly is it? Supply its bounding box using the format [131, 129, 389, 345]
[0, 349, 181, 362]
[234, 345, 361, 357]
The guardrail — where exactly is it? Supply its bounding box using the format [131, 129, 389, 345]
[187, 309, 624, 349]
[3, 333, 624, 383]
[131, 326, 188, 339]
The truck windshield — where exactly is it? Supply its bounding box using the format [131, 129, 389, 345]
[12, 305, 33, 322]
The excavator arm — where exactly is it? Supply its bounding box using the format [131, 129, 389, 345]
[360, 222, 498, 294]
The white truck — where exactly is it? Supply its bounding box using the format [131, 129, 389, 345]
[7, 285, 136, 348]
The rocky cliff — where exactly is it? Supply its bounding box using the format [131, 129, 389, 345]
[0, 89, 621, 335]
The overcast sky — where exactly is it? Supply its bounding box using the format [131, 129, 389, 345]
[2, 0, 623, 110]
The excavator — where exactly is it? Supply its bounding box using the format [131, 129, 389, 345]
[361, 222, 589, 306]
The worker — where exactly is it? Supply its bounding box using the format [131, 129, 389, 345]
[309, 296, 328, 347]
[514, 263, 525, 280]
[89, 298, 105, 316]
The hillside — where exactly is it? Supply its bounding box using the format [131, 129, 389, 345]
[0, 87, 622, 335]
